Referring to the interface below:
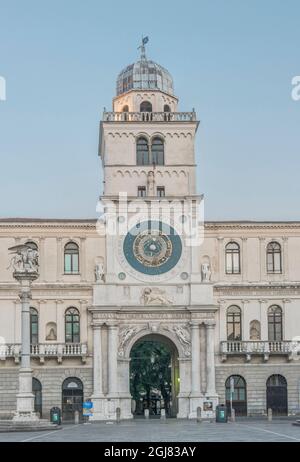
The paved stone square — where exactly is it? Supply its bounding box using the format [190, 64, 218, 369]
[0, 419, 299, 442]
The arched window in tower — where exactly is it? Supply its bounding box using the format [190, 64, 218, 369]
[151, 137, 164, 166]
[267, 241, 282, 274]
[64, 242, 79, 274]
[122, 105, 129, 112]
[65, 307, 80, 343]
[227, 305, 242, 341]
[225, 242, 241, 274]
[163, 104, 171, 112]
[136, 137, 150, 165]
[30, 308, 39, 345]
[140, 101, 152, 112]
[268, 305, 283, 341]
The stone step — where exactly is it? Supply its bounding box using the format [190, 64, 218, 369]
[0, 420, 61, 432]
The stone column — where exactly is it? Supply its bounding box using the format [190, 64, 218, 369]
[107, 323, 119, 395]
[205, 321, 217, 396]
[190, 322, 201, 395]
[13, 274, 39, 422]
[92, 324, 104, 397]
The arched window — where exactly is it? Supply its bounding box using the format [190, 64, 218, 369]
[136, 137, 150, 165]
[227, 305, 242, 341]
[249, 320, 261, 340]
[268, 305, 283, 341]
[225, 375, 247, 416]
[151, 137, 164, 166]
[122, 105, 129, 112]
[65, 307, 80, 343]
[26, 241, 38, 251]
[225, 242, 241, 274]
[266, 374, 287, 416]
[163, 104, 171, 112]
[64, 242, 79, 274]
[267, 241, 282, 273]
[140, 101, 152, 112]
[32, 378, 42, 417]
[30, 308, 39, 344]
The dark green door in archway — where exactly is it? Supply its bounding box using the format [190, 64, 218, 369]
[266, 375, 288, 416]
[130, 336, 179, 418]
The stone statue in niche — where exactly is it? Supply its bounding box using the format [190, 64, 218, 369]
[250, 320, 261, 340]
[201, 262, 212, 283]
[46, 323, 57, 341]
[141, 287, 173, 306]
[147, 170, 156, 196]
[95, 261, 105, 283]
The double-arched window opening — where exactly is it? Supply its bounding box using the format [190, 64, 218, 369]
[136, 136, 164, 166]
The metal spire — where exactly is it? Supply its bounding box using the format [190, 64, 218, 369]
[138, 36, 149, 61]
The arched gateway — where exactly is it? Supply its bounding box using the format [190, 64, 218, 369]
[129, 334, 180, 418]
[88, 318, 218, 421]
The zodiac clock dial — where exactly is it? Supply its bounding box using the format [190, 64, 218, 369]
[123, 221, 182, 276]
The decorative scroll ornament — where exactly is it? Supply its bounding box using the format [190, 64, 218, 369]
[8, 245, 39, 274]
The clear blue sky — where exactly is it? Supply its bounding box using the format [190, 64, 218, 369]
[0, 0, 299, 220]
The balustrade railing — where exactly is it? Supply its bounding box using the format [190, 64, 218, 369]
[103, 111, 196, 122]
[0, 343, 87, 360]
[221, 340, 299, 356]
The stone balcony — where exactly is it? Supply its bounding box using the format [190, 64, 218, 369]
[220, 340, 300, 362]
[103, 111, 197, 122]
[0, 343, 88, 364]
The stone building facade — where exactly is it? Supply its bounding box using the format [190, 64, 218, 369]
[0, 46, 299, 420]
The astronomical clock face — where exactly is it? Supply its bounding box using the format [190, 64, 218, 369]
[122, 221, 182, 277]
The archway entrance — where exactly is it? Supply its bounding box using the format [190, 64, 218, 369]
[225, 375, 247, 416]
[62, 377, 84, 422]
[130, 334, 179, 418]
[32, 378, 42, 418]
[266, 374, 288, 416]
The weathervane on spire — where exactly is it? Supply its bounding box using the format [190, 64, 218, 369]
[138, 36, 149, 61]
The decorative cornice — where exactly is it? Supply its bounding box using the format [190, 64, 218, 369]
[0, 219, 300, 232]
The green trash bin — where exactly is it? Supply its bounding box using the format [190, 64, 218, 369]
[50, 407, 62, 425]
[216, 404, 228, 423]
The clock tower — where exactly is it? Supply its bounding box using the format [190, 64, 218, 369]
[89, 40, 218, 421]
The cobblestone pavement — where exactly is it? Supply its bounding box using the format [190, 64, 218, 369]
[0, 419, 299, 442]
